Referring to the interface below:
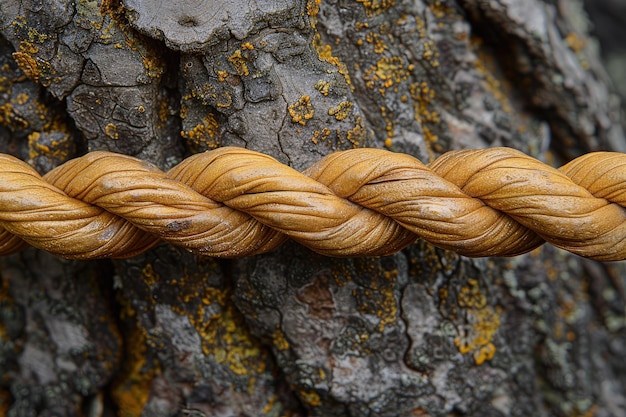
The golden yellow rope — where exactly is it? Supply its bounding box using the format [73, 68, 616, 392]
[0, 146, 624, 261]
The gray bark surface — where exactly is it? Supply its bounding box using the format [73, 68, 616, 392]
[0, 0, 625, 416]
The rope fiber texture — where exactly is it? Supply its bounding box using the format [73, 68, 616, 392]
[1, 146, 625, 261]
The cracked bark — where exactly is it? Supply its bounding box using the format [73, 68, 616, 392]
[0, 0, 625, 416]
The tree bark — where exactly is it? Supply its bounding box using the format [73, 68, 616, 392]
[0, 0, 625, 416]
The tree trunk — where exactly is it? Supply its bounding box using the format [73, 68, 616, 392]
[1, 0, 625, 416]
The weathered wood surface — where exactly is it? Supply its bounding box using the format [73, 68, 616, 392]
[0, 0, 625, 416]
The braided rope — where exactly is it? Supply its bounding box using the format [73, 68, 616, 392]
[0, 147, 624, 261]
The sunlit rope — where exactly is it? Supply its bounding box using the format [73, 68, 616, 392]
[0, 147, 624, 261]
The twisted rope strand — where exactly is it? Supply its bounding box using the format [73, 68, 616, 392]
[0, 147, 624, 261]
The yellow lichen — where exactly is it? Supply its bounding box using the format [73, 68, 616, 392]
[415, 16, 426, 39]
[141, 264, 159, 286]
[12, 52, 41, 82]
[365, 32, 387, 53]
[454, 306, 501, 365]
[565, 33, 586, 53]
[162, 266, 272, 379]
[364, 57, 410, 90]
[429, 0, 453, 19]
[564, 33, 590, 69]
[228, 49, 250, 77]
[436, 271, 502, 366]
[105, 123, 119, 140]
[307, 0, 322, 22]
[127, 38, 165, 79]
[421, 40, 440, 67]
[472, 342, 496, 365]
[299, 390, 321, 407]
[111, 291, 158, 417]
[1, 82, 74, 162]
[189, 287, 268, 376]
[288, 95, 315, 125]
[91, 4, 164, 80]
[100, 0, 124, 18]
[456, 278, 487, 309]
[111, 326, 158, 417]
[353, 262, 399, 331]
[11, 16, 49, 44]
[99, 18, 117, 42]
[313, 37, 353, 88]
[422, 126, 439, 153]
[346, 117, 366, 147]
[355, 0, 396, 16]
[314, 80, 331, 96]
[216, 91, 233, 108]
[328, 101, 354, 121]
[155, 99, 170, 129]
[28, 131, 73, 162]
[262, 395, 279, 414]
[217, 70, 229, 82]
[307, 0, 353, 89]
[408, 81, 441, 155]
[181, 113, 221, 152]
[76, 0, 105, 31]
[272, 329, 290, 351]
[310, 127, 332, 144]
[0, 103, 27, 129]
[97, 7, 165, 80]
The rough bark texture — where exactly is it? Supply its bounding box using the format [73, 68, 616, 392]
[1, 0, 625, 416]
